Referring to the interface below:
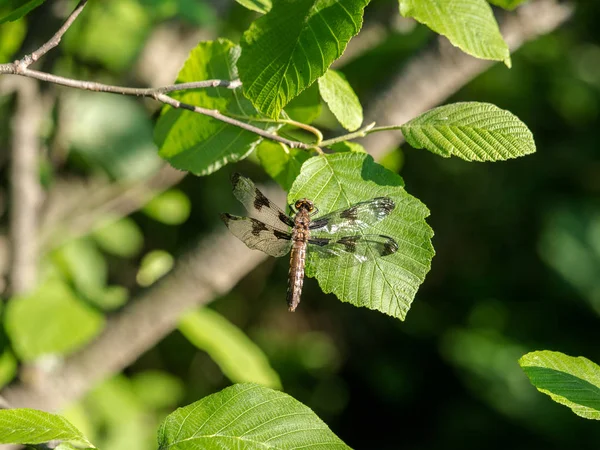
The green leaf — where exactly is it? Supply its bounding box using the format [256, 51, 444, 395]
[0, 18, 26, 63]
[0, 408, 92, 446]
[284, 83, 322, 124]
[5, 279, 104, 361]
[519, 351, 600, 420]
[136, 250, 174, 287]
[0, 349, 16, 389]
[329, 141, 367, 153]
[239, 0, 369, 118]
[401, 102, 535, 161]
[92, 217, 144, 258]
[142, 189, 191, 225]
[257, 141, 310, 191]
[179, 309, 281, 389]
[487, 0, 528, 10]
[318, 70, 363, 131]
[399, 0, 510, 66]
[156, 39, 279, 176]
[289, 153, 434, 320]
[0, 0, 45, 23]
[131, 371, 185, 409]
[235, 0, 271, 14]
[157, 383, 350, 450]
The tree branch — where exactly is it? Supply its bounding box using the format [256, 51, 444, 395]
[8, 78, 43, 295]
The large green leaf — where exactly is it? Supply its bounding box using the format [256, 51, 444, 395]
[0, 408, 92, 446]
[0, 0, 45, 23]
[239, 0, 369, 119]
[399, 0, 510, 65]
[155, 39, 279, 176]
[179, 309, 281, 389]
[488, 0, 528, 10]
[157, 383, 350, 449]
[519, 351, 600, 420]
[288, 153, 434, 320]
[318, 70, 363, 131]
[5, 279, 105, 361]
[257, 140, 310, 191]
[401, 102, 535, 162]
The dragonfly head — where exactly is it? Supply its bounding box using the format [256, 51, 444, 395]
[294, 198, 315, 213]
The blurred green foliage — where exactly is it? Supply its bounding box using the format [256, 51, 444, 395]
[0, 0, 599, 449]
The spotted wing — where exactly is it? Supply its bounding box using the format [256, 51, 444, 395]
[221, 213, 292, 257]
[308, 234, 398, 264]
[309, 197, 395, 235]
[230, 173, 294, 231]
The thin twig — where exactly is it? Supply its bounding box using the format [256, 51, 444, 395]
[0, 0, 314, 153]
[25, 0, 88, 66]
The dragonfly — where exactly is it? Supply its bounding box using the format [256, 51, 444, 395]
[220, 173, 399, 311]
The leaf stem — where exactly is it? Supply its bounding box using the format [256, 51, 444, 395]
[320, 122, 378, 147]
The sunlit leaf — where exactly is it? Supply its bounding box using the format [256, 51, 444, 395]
[488, 0, 528, 10]
[142, 189, 191, 225]
[0, 0, 45, 24]
[401, 102, 535, 161]
[131, 371, 185, 410]
[0, 18, 26, 62]
[519, 351, 600, 420]
[5, 279, 104, 361]
[157, 383, 349, 449]
[156, 39, 279, 176]
[239, 0, 369, 118]
[289, 152, 434, 320]
[0, 409, 92, 446]
[136, 250, 174, 287]
[179, 309, 281, 389]
[318, 70, 363, 131]
[399, 0, 510, 66]
[257, 141, 310, 191]
[235, 0, 271, 14]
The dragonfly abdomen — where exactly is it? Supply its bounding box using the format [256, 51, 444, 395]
[287, 208, 311, 311]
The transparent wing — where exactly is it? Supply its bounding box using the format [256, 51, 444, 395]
[230, 173, 293, 231]
[221, 213, 292, 257]
[308, 234, 398, 264]
[309, 197, 395, 236]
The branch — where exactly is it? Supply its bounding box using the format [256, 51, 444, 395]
[360, 0, 573, 160]
[8, 78, 43, 295]
[0, 1, 314, 152]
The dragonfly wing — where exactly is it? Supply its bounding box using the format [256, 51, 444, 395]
[221, 213, 292, 257]
[309, 197, 395, 235]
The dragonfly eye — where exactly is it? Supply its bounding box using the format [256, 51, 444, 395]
[295, 199, 314, 212]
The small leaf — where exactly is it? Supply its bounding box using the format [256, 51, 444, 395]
[157, 383, 350, 450]
[235, 0, 271, 14]
[329, 141, 367, 153]
[239, 0, 369, 118]
[92, 217, 144, 258]
[289, 153, 434, 320]
[401, 102, 535, 161]
[179, 309, 281, 389]
[318, 70, 363, 131]
[142, 189, 191, 225]
[284, 83, 322, 124]
[0, 0, 45, 24]
[257, 141, 310, 191]
[399, 0, 510, 66]
[5, 279, 105, 361]
[519, 351, 600, 420]
[487, 0, 528, 10]
[136, 250, 174, 287]
[0, 408, 92, 446]
[155, 39, 279, 176]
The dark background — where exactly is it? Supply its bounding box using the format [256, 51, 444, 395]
[1, 0, 599, 448]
